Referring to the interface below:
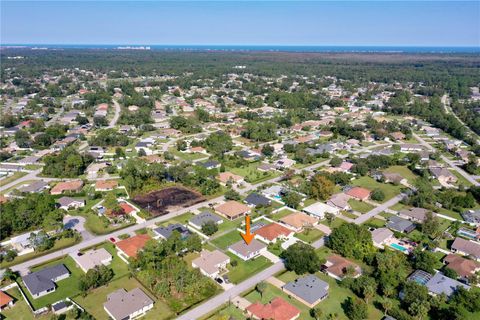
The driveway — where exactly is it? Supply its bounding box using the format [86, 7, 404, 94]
[63, 215, 94, 241]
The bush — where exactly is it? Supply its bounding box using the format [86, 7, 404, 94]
[371, 188, 386, 201]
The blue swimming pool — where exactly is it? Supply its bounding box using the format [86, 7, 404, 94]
[390, 243, 408, 252]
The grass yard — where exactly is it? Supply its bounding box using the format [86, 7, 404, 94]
[364, 217, 386, 228]
[348, 199, 375, 213]
[203, 304, 247, 320]
[271, 208, 296, 221]
[450, 169, 473, 187]
[295, 228, 324, 243]
[352, 176, 402, 203]
[0, 287, 49, 320]
[79, 242, 129, 279]
[226, 253, 272, 284]
[0, 172, 28, 187]
[321, 218, 346, 229]
[384, 166, 418, 184]
[168, 148, 208, 161]
[229, 163, 280, 184]
[0, 237, 80, 269]
[73, 276, 174, 320]
[437, 208, 463, 220]
[82, 212, 134, 235]
[342, 211, 358, 219]
[276, 271, 383, 320]
[210, 230, 243, 250]
[20, 256, 83, 310]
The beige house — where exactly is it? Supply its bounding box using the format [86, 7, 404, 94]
[192, 250, 230, 279]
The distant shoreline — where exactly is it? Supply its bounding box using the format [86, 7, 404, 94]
[1, 44, 479, 54]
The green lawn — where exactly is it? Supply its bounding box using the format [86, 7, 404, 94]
[348, 199, 375, 213]
[82, 212, 134, 235]
[295, 228, 324, 243]
[390, 203, 408, 211]
[169, 148, 208, 161]
[384, 166, 418, 184]
[276, 271, 383, 319]
[271, 208, 295, 221]
[73, 276, 174, 320]
[352, 176, 402, 203]
[0, 237, 80, 269]
[210, 230, 243, 250]
[364, 217, 386, 228]
[229, 163, 280, 184]
[226, 253, 272, 284]
[450, 169, 473, 187]
[0, 287, 49, 320]
[0, 172, 28, 188]
[20, 256, 83, 310]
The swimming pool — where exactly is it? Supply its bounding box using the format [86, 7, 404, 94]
[390, 243, 408, 253]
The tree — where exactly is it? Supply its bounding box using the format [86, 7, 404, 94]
[325, 212, 336, 226]
[329, 223, 375, 260]
[137, 148, 147, 157]
[370, 189, 385, 202]
[373, 250, 410, 295]
[282, 191, 302, 209]
[421, 212, 441, 239]
[411, 248, 438, 274]
[330, 156, 342, 167]
[224, 188, 241, 201]
[205, 131, 233, 158]
[310, 307, 323, 320]
[409, 301, 430, 320]
[14, 129, 31, 148]
[176, 139, 187, 151]
[343, 297, 368, 320]
[443, 267, 458, 279]
[261, 144, 274, 157]
[280, 242, 321, 274]
[380, 297, 393, 316]
[201, 221, 218, 236]
[310, 174, 335, 200]
[256, 281, 267, 298]
[350, 276, 377, 303]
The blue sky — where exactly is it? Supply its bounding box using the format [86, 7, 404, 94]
[1, 1, 479, 46]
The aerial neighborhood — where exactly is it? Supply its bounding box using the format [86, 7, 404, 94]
[0, 48, 479, 320]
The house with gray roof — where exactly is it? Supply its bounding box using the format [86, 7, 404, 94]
[386, 216, 416, 234]
[22, 264, 70, 298]
[425, 272, 470, 298]
[18, 181, 49, 193]
[228, 239, 267, 261]
[103, 288, 154, 320]
[153, 224, 191, 240]
[462, 209, 480, 225]
[244, 193, 271, 207]
[282, 274, 329, 307]
[189, 211, 223, 229]
[200, 160, 221, 170]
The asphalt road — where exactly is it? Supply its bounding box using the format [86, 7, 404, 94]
[353, 194, 405, 224]
[108, 99, 121, 128]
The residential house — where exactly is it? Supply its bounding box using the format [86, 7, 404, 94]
[282, 275, 329, 308]
[274, 158, 296, 170]
[95, 180, 119, 192]
[371, 228, 394, 248]
[262, 185, 283, 199]
[201, 160, 221, 170]
[279, 212, 318, 232]
[443, 254, 480, 281]
[0, 291, 14, 310]
[57, 196, 85, 210]
[421, 271, 470, 298]
[189, 211, 223, 230]
[228, 239, 267, 261]
[255, 223, 294, 244]
[22, 264, 70, 299]
[429, 167, 457, 185]
[153, 224, 191, 240]
[461, 209, 480, 225]
[191, 250, 230, 279]
[72, 248, 113, 273]
[451, 237, 480, 261]
[18, 180, 49, 193]
[246, 297, 300, 320]
[390, 131, 406, 141]
[398, 207, 435, 223]
[244, 193, 271, 207]
[215, 201, 251, 220]
[327, 193, 351, 211]
[323, 255, 362, 281]
[115, 234, 151, 261]
[382, 172, 407, 185]
[400, 144, 424, 152]
[217, 172, 244, 185]
[50, 180, 84, 195]
[103, 288, 154, 320]
[345, 187, 371, 201]
[386, 216, 416, 234]
[303, 202, 339, 219]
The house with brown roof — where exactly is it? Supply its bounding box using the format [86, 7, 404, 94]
[443, 254, 480, 280]
[255, 223, 294, 244]
[228, 239, 267, 261]
[95, 180, 119, 191]
[279, 212, 318, 232]
[398, 207, 435, 223]
[246, 297, 300, 320]
[0, 291, 14, 310]
[217, 172, 244, 185]
[215, 201, 251, 220]
[50, 180, 84, 195]
[323, 255, 362, 281]
[103, 288, 154, 320]
[192, 250, 230, 279]
[390, 131, 406, 141]
[451, 237, 480, 261]
[382, 172, 407, 185]
[327, 193, 351, 211]
[345, 187, 371, 201]
[115, 234, 151, 262]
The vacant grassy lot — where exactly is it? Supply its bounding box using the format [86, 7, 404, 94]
[20, 256, 83, 310]
[226, 253, 272, 284]
[348, 199, 375, 213]
[295, 228, 324, 243]
[352, 176, 402, 202]
[202, 304, 247, 320]
[364, 217, 386, 228]
[73, 276, 174, 320]
[0, 287, 49, 320]
[229, 162, 281, 184]
[211, 230, 243, 249]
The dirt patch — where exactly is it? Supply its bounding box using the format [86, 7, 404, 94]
[132, 186, 205, 216]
